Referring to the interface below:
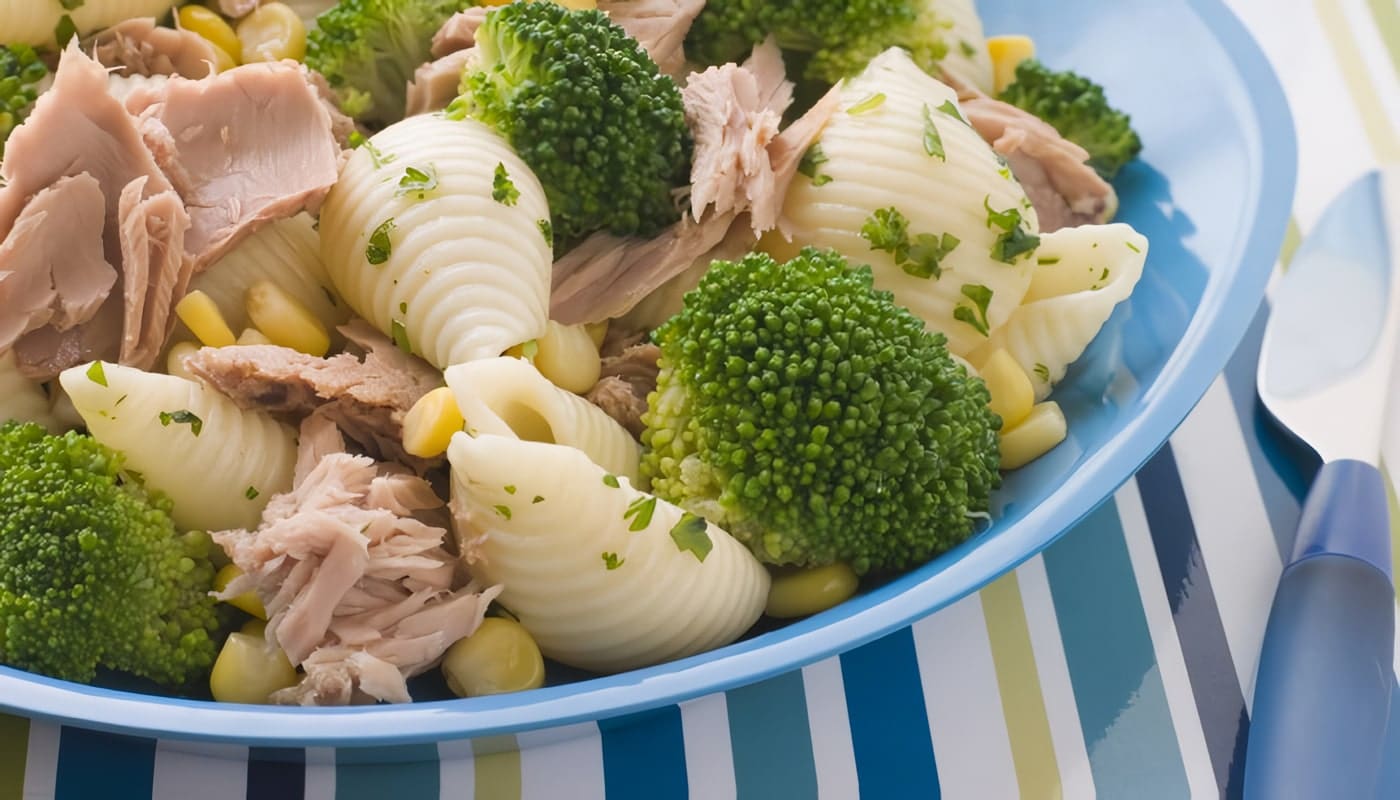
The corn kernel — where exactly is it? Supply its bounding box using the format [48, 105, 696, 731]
[166, 341, 201, 382]
[178, 5, 243, 65]
[402, 386, 465, 459]
[245, 281, 331, 356]
[980, 349, 1034, 429]
[176, 290, 237, 348]
[553, 0, 598, 9]
[237, 3, 307, 63]
[237, 328, 274, 346]
[441, 618, 545, 698]
[535, 321, 601, 394]
[999, 401, 1067, 470]
[988, 35, 1036, 95]
[214, 564, 268, 619]
[240, 618, 267, 637]
[766, 563, 859, 619]
[585, 321, 609, 349]
[209, 632, 299, 704]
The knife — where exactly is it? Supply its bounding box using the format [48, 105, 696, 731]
[1249, 169, 1399, 798]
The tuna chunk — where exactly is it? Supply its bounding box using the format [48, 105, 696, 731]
[949, 77, 1117, 231]
[683, 39, 794, 232]
[550, 78, 839, 327]
[117, 176, 193, 368]
[134, 61, 345, 270]
[0, 174, 116, 352]
[215, 415, 501, 706]
[90, 17, 219, 79]
[183, 320, 444, 469]
[598, 0, 706, 78]
[430, 6, 489, 58]
[406, 49, 474, 117]
[584, 343, 660, 437]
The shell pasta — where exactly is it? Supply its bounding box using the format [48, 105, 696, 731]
[0, 352, 57, 432]
[0, 0, 178, 46]
[448, 433, 769, 673]
[319, 114, 553, 369]
[58, 362, 297, 532]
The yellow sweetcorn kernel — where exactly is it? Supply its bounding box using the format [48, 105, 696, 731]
[979, 348, 1034, 429]
[237, 3, 307, 63]
[175, 290, 238, 348]
[214, 564, 268, 620]
[441, 617, 546, 698]
[402, 386, 465, 459]
[999, 400, 1067, 470]
[988, 35, 1035, 94]
[585, 320, 608, 349]
[245, 280, 331, 357]
[765, 563, 859, 618]
[534, 321, 602, 394]
[178, 5, 243, 65]
[166, 341, 201, 382]
[209, 632, 299, 704]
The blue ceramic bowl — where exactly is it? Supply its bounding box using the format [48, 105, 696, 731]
[0, 0, 1296, 745]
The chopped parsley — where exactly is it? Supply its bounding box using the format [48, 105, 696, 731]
[493, 504, 512, 520]
[959, 40, 977, 57]
[54, 15, 77, 47]
[356, 137, 394, 169]
[390, 319, 411, 354]
[396, 164, 438, 199]
[158, 410, 203, 436]
[1034, 363, 1051, 383]
[245, 486, 260, 500]
[532, 495, 545, 504]
[602, 474, 620, 489]
[492, 163, 520, 206]
[860, 207, 959, 279]
[85, 361, 107, 387]
[601, 552, 625, 570]
[1037, 256, 1061, 265]
[797, 143, 833, 187]
[366, 218, 396, 265]
[624, 496, 657, 532]
[669, 513, 713, 562]
[921, 105, 945, 161]
[537, 218, 553, 243]
[504, 485, 517, 495]
[936, 99, 967, 125]
[399, 301, 408, 314]
[953, 284, 993, 336]
[60, 0, 84, 9]
[847, 92, 887, 115]
[1126, 241, 1141, 253]
[984, 197, 1040, 263]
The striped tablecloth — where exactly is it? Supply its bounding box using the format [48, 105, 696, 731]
[2, 1, 1396, 797]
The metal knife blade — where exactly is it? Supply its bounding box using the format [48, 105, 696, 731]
[1247, 169, 1399, 799]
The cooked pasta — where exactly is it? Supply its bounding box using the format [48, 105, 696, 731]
[932, 0, 995, 93]
[0, 0, 178, 46]
[189, 214, 348, 338]
[319, 113, 553, 369]
[772, 47, 1040, 357]
[970, 223, 1149, 400]
[444, 357, 641, 483]
[58, 362, 297, 532]
[448, 433, 769, 673]
[0, 352, 58, 433]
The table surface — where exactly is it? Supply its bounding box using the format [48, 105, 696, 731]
[2, 1, 1396, 798]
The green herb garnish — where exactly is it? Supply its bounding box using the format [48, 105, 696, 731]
[669, 513, 713, 562]
[493, 163, 520, 206]
[158, 410, 203, 436]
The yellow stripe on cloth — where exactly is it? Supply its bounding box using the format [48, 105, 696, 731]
[473, 735, 523, 800]
[1315, 0, 1400, 160]
[981, 573, 1063, 800]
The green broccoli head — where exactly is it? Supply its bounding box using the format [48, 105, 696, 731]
[448, 1, 692, 246]
[686, 0, 948, 85]
[640, 248, 1002, 575]
[306, 0, 471, 127]
[998, 59, 1143, 180]
[0, 423, 220, 688]
[0, 44, 49, 160]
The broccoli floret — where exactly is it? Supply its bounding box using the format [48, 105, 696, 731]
[0, 44, 49, 160]
[306, 0, 472, 128]
[448, 2, 692, 246]
[998, 59, 1142, 180]
[0, 422, 221, 688]
[687, 0, 948, 85]
[640, 248, 1001, 575]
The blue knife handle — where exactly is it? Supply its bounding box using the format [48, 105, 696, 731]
[1245, 460, 1395, 799]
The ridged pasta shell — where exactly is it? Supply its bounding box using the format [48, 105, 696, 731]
[0, 0, 178, 46]
[444, 356, 641, 484]
[773, 48, 1038, 357]
[59, 362, 296, 532]
[320, 114, 552, 369]
[0, 352, 58, 433]
[933, 0, 995, 93]
[448, 433, 769, 673]
[971, 223, 1148, 400]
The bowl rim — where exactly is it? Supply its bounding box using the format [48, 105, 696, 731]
[0, 0, 1298, 747]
